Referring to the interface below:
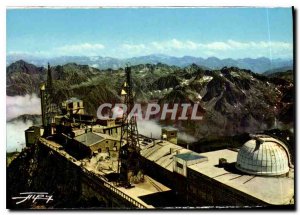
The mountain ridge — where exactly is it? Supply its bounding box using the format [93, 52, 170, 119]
[6, 60, 294, 139]
[7, 54, 293, 73]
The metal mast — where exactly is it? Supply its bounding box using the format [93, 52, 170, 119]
[40, 63, 55, 137]
[118, 66, 141, 187]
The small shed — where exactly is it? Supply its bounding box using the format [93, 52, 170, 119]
[161, 127, 178, 144]
[173, 152, 207, 177]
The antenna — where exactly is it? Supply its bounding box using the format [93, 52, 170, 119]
[118, 65, 142, 187]
[40, 63, 57, 137]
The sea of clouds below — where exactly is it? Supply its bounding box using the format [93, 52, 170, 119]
[6, 94, 41, 152]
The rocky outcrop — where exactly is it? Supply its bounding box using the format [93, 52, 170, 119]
[7, 142, 107, 209]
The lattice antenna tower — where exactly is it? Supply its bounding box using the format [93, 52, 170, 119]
[118, 66, 141, 187]
[40, 63, 56, 136]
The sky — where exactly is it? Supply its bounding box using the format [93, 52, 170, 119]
[6, 7, 293, 59]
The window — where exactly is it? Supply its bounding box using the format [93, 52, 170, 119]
[176, 162, 183, 169]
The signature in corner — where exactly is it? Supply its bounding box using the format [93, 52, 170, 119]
[12, 192, 53, 205]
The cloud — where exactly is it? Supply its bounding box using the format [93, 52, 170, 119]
[126, 39, 292, 52]
[151, 39, 199, 50]
[8, 43, 106, 58]
[137, 120, 162, 139]
[7, 50, 32, 55]
[6, 94, 41, 121]
[8, 39, 293, 59]
[178, 131, 197, 144]
[226, 40, 292, 50]
[122, 43, 146, 51]
[90, 63, 99, 68]
[7, 120, 33, 152]
[121, 39, 292, 58]
[6, 94, 42, 152]
[7, 50, 52, 58]
[55, 43, 105, 56]
[137, 119, 197, 143]
[204, 41, 232, 50]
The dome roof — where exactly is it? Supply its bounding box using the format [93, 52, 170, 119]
[236, 135, 291, 176]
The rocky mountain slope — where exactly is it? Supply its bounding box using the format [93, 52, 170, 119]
[6, 60, 294, 139]
[7, 142, 106, 209]
[263, 66, 293, 76]
[7, 60, 47, 96]
[7, 60, 120, 115]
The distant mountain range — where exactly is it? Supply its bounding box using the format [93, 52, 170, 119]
[6, 54, 293, 73]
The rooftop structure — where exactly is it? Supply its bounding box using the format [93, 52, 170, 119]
[25, 126, 44, 147]
[161, 128, 178, 145]
[62, 97, 85, 115]
[65, 97, 82, 104]
[74, 132, 104, 147]
[72, 131, 120, 156]
[162, 128, 178, 132]
[174, 152, 206, 161]
[140, 141, 190, 172]
[96, 118, 116, 127]
[173, 152, 207, 177]
[236, 135, 292, 176]
[189, 149, 294, 205]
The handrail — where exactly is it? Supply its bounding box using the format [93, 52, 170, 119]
[85, 169, 146, 208]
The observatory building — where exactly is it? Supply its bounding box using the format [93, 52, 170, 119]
[140, 134, 294, 206]
[236, 135, 292, 176]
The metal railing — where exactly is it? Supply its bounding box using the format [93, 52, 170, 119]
[82, 167, 147, 209]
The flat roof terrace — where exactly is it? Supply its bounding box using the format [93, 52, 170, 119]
[39, 137, 172, 209]
[140, 141, 192, 172]
[188, 149, 294, 205]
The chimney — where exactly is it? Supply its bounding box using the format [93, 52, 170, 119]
[219, 158, 227, 167]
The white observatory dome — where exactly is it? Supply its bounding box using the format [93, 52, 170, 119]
[236, 135, 291, 176]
